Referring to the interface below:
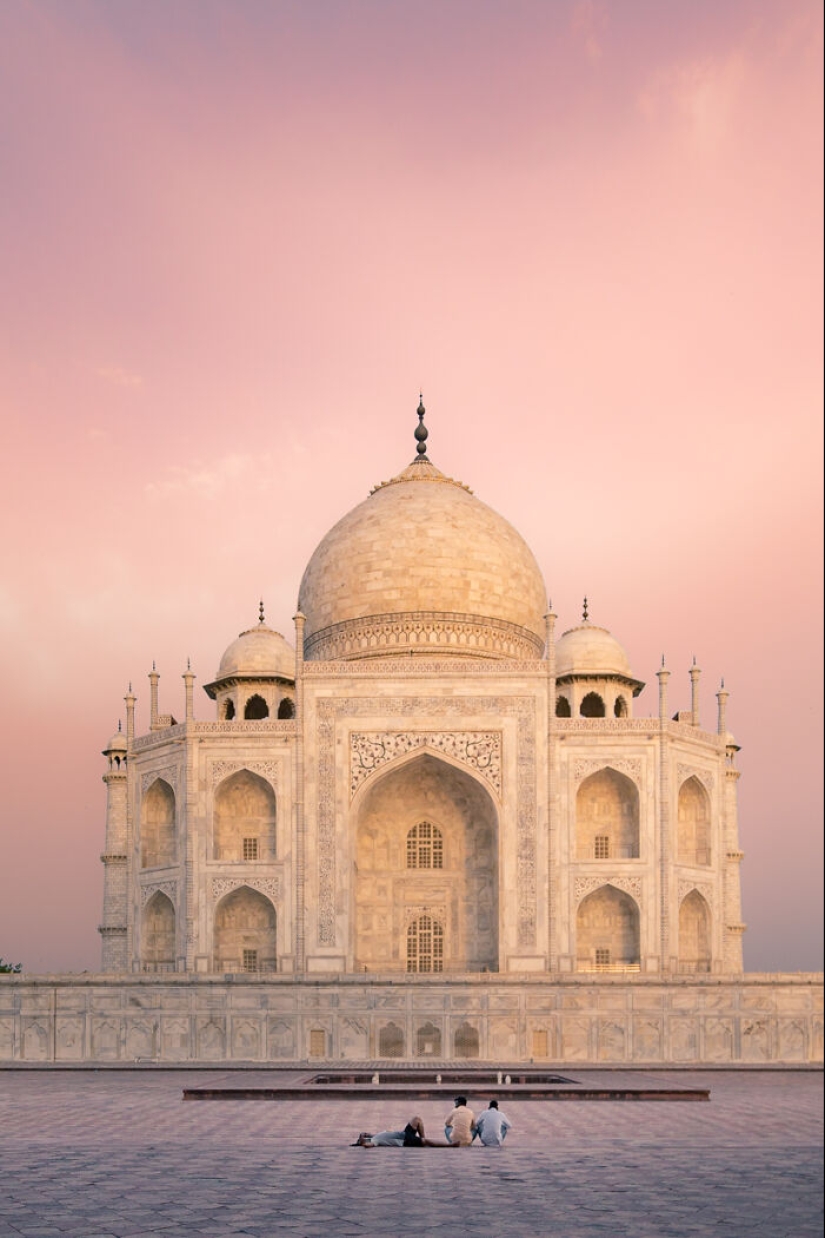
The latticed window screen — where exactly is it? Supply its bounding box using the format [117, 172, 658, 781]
[243, 837, 259, 860]
[406, 915, 444, 973]
[595, 948, 611, 967]
[594, 835, 610, 859]
[406, 821, 444, 869]
[242, 949, 258, 972]
[309, 1028, 326, 1057]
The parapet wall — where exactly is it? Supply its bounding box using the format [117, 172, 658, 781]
[0, 973, 821, 1066]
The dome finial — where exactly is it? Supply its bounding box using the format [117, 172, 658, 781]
[582, 596, 588, 622]
[259, 598, 265, 625]
[413, 394, 429, 461]
[117, 719, 122, 732]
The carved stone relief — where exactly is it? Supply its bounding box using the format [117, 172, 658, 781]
[678, 879, 714, 911]
[677, 764, 714, 793]
[211, 761, 280, 790]
[574, 876, 643, 904]
[573, 758, 642, 786]
[211, 877, 281, 902]
[351, 731, 502, 798]
[140, 766, 179, 795]
[141, 881, 177, 907]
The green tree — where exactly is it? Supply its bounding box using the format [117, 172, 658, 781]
[0, 958, 21, 973]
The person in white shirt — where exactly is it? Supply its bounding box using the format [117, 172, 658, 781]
[444, 1096, 476, 1146]
[473, 1099, 511, 1146]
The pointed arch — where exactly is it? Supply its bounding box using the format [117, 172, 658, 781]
[576, 767, 639, 860]
[678, 776, 711, 865]
[580, 691, 605, 717]
[679, 889, 712, 973]
[576, 884, 640, 971]
[140, 779, 176, 868]
[378, 1021, 405, 1057]
[212, 885, 276, 973]
[141, 891, 176, 972]
[213, 769, 276, 861]
[353, 751, 498, 973]
[244, 694, 269, 720]
[555, 694, 571, 718]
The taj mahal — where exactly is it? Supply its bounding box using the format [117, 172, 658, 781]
[2, 403, 821, 1065]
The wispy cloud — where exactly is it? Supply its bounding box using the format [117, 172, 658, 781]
[145, 452, 272, 500]
[97, 366, 142, 387]
[637, 52, 747, 152]
[570, 0, 608, 64]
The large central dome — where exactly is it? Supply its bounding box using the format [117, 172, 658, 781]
[298, 406, 548, 662]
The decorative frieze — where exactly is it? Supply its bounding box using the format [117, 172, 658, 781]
[572, 757, 642, 786]
[140, 766, 179, 795]
[304, 611, 544, 662]
[574, 875, 643, 903]
[351, 731, 502, 799]
[211, 877, 282, 902]
[678, 879, 715, 910]
[677, 764, 714, 793]
[210, 760, 280, 790]
[140, 881, 177, 906]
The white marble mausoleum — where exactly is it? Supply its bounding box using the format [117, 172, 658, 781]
[1, 404, 821, 1064]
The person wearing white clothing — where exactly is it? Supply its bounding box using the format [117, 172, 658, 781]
[473, 1099, 511, 1146]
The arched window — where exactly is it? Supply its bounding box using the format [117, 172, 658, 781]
[406, 821, 443, 869]
[555, 695, 571, 718]
[614, 695, 628, 718]
[416, 1021, 442, 1056]
[454, 1022, 480, 1058]
[277, 698, 295, 720]
[378, 1022, 405, 1057]
[580, 692, 606, 717]
[406, 915, 444, 973]
[223, 700, 235, 720]
[244, 694, 269, 720]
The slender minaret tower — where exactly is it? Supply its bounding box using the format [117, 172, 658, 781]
[99, 721, 128, 972]
[690, 658, 701, 727]
[718, 680, 746, 971]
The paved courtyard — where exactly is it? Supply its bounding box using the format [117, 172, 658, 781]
[0, 1068, 821, 1237]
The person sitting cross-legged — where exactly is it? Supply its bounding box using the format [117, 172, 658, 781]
[473, 1099, 511, 1146]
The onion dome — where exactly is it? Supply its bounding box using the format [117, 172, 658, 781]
[297, 400, 548, 662]
[556, 612, 644, 696]
[204, 605, 295, 698]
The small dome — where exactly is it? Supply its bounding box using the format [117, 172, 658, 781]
[216, 622, 295, 681]
[555, 622, 633, 679]
[103, 726, 127, 754]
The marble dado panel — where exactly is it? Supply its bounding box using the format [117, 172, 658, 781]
[317, 696, 537, 950]
[350, 731, 502, 799]
[1, 977, 820, 1065]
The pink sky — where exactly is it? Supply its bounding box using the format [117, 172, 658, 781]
[0, 0, 821, 974]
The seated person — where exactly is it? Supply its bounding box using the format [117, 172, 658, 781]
[444, 1096, 476, 1146]
[473, 1099, 512, 1146]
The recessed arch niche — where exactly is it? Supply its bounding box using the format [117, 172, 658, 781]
[212, 885, 276, 973]
[678, 777, 711, 866]
[213, 769, 276, 861]
[576, 884, 640, 970]
[353, 751, 498, 973]
[140, 779, 176, 868]
[679, 890, 712, 973]
[141, 891, 176, 971]
[576, 767, 639, 860]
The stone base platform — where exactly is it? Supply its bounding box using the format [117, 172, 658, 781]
[1, 971, 822, 1065]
